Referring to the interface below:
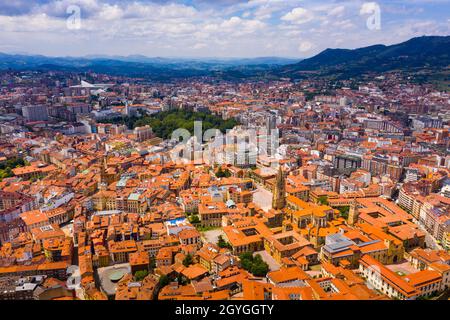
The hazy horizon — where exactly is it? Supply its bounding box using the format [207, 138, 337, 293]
[0, 52, 303, 60]
[2, 35, 448, 61]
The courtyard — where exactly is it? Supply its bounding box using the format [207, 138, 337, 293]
[201, 228, 225, 245]
[385, 261, 419, 276]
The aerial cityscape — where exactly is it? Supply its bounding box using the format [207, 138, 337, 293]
[0, 0, 449, 303]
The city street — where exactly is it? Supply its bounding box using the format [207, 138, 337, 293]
[66, 265, 84, 300]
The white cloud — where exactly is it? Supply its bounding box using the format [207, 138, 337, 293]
[220, 16, 266, 35]
[328, 5, 345, 17]
[251, 0, 295, 20]
[333, 19, 355, 30]
[192, 43, 207, 50]
[97, 4, 123, 21]
[281, 7, 314, 24]
[0, 13, 65, 32]
[298, 41, 315, 52]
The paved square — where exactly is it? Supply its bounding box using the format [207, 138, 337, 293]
[253, 250, 280, 272]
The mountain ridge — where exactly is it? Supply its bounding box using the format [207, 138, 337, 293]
[0, 36, 448, 82]
[277, 35, 450, 79]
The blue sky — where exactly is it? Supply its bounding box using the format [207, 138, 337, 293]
[0, 0, 448, 58]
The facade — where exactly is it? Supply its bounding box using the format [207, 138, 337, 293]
[22, 105, 49, 122]
[359, 255, 419, 300]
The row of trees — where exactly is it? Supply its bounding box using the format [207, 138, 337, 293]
[99, 109, 239, 140]
[134, 109, 239, 139]
[97, 114, 142, 130]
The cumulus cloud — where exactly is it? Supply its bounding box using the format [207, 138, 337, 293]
[221, 16, 266, 34]
[328, 5, 345, 17]
[281, 7, 314, 24]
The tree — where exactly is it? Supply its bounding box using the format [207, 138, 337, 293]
[241, 258, 253, 271]
[253, 254, 263, 264]
[318, 195, 329, 205]
[240, 252, 253, 261]
[216, 167, 225, 178]
[178, 276, 189, 286]
[149, 258, 156, 269]
[239, 253, 269, 277]
[159, 275, 170, 287]
[217, 235, 231, 249]
[251, 262, 269, 277]
[134, 270, 149, 281]
[338, 206, 350, 219]
[182, 254, 193, 267]
[0, 157, 26, 181]
[216, 166, 231, 178]
[189, 215, 200, 224]
[251, 254, 269, 277]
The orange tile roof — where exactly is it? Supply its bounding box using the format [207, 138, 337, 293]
[360, 255, 418, 298]
[267, 266, 310, 284]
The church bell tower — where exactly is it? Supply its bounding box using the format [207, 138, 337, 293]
[272, 166, 286, 210]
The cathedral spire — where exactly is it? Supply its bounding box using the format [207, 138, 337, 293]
[99, 152, 108, 190]
[272, 166, 286, 210]
[348, 197, 359, 225]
